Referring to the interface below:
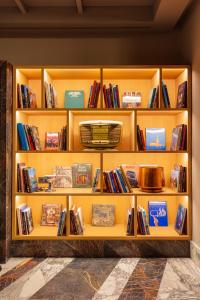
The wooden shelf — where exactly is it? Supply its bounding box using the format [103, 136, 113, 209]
[13, 65, 192, 241]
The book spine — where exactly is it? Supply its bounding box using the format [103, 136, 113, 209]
[140, 130, 146, 150]
[116, 85, 120, 108]
[90, 80, 97, 108]
[116, 169, 128, 192]
[103, 85, 108, 108]
[120, 166, 132, 193]
[113, 170, 123, 193]
[17, 123, 29, 150]
[136, 125, 143, 151]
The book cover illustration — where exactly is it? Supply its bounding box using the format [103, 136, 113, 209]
[54, 166, 72, 188]
[41, 204, 62, 226]
[177, 81, 187, 108]
[64, 90, 84, 108]
[175, 204, 187, 234]
[45, 132, 60, 150]
[31, 126, 41, 150]
[72, 163, 92, 188]
[148, 201, 168, 226]
[27, 167, 38, 192]
[92, 204, 115, 227]
[121, 164, 139, 188]
[146, 128, 166, 150]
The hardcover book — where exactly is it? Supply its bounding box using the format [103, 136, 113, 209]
[24, 167, 38, 192]
[175, 204, 187, 234]
[54, 166, 72, 188]
[148, 201, 168, 226]
[72, 163, 92, 188]
[146, 128, 166, 150]
[120, 164, 139, 188]
[64, 90, 84, 108]
[177, 81, 187, 108]
[92, 204, 115, 226]
[45, 132, 60, 150]
[41, 204, 62, 226]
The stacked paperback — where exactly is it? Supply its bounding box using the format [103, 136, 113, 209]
[17, 123, 41, 151]
[17, 84, 37, 109]
[17, 163, 38, 193]
[70, 205, 84, 235]
[170, 164, 187, 192]
[16, 204, 34, 235]
[170, 124, 187, 151]
[103, 83, 120, 108]
[87, 81, 101, 108]
[44, 82, 57, 108]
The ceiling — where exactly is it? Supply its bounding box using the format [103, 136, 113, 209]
[0, 0, 193, 37]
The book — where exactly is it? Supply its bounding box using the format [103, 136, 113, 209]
[175, 204, 187, 234]
[54, 166, 72, 188]
[170, 165, 187, 192]
[87, 81, 100, 108]
[137, 125, 145, 151]
[30, 126, 41, 150]
[16, 204, 34, 235]
[137, 206, 150, 235]
[70, 205, 84, 235]
[57, 208, 67, 236]
[44, 82, 57, 108]
[170, 124, 187, 151]
[148, 87, 159, 109]
[122, 92, 141, 108]
[161, 81, 171, 108]
[148, 201, 168, 226]
[72, 163, 92, 188]
[120, 164, 139, 188]
[92, 168, 101, 192]
[17, 84, 37, 109]
[126, 207, 134, 235]
[23, 167, 38, 192]
[64, 90, 84, 108]
[45, 132, 60, 150]
[17, 162, 26, 192]
[103, 83, 120, 108]
[177, 81, 187, 108]
[146, 128, 166, 150]
[92, 204, 115, 226]
[41, 204, 62, 226]
[17, 123, 30, 150]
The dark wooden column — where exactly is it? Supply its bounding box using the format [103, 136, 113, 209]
[0, 61, 13, 263]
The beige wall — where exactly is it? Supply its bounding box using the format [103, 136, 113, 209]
[181, 1, 200, 248]
[0, 31, 183, 66]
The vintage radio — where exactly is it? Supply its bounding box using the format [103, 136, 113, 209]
[79, 120, 122, 149]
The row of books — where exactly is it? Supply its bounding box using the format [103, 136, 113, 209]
[103, 84, 120, 108]
[70, 205, 84, 235]
[17, 84, 37, 109]
[87, 81, 100, 108]
[170, 124, 187, 151]
[17, 163, 38, 193]
[16, 204, 34, 235]
[161, 81, 170, 108]
[136, 125, 187, 151]
[170, 165, 187, 193]
[17, 122, 67, 151]
[44, 82, 57, 108]
[137, 202, 187, 235]
[103, 167, 133, 193]
[147, 86, 159, 108]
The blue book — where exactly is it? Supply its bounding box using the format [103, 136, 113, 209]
[17, 123, 29, 150]
[64, 90, 84, 108]
[148, 201, 168, 226]
[146, 128, 166, 150]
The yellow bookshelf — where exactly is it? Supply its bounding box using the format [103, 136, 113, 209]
[13, 66, 191, 241]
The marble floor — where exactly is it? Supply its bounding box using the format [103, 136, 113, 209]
[0, 257, 200, 300]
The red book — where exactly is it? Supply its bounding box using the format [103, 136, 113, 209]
[181, 125, 187, 150]
[140, 130, 146, 150]
[27, 126, 36, 150]
[116, 85, 120, 108]
[90, 80, 97, 108]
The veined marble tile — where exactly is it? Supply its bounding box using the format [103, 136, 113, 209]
[92, 258, 139, 300]
[157, 258, 200, 300]
[191, 241, 200, 270]
[0, 258, 73, 300]
[0, 258, 31, 276]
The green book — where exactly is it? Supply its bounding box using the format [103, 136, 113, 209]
[64, 90, 84, 108]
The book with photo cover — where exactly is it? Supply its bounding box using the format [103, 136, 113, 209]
[54, 166, 72, 188]
[64, 90, 84, 108]
[72, 163, 92, 188]
[175, 204, 187, 234]
[45, 132, 60, 150]
[177, 81, 187, 108]
[92, 204, 115, 226]
[120, 164, 139, 188]
[41, 204, 62, 226]
[148, 201, 168, 227]
[146, 128, 166, 150]
[24, 167, 38, 192]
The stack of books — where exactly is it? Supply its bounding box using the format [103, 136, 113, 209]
[16, 204, 34, 235]
[136, 125, 145, 150]
[147, 86, 159, 108]
[87, 81, 101, 108]
[17, 123, 41, 151]
[17, 83, 37, 109]
[103, 167, 132, 193]
[126, 208, 134, 235]
[44, 82, 57, 108]
[137, 206, 150, 235]
[57, 208, 67, 236]
[170, 124, 187, 151]
[70, 205, 84, 235]
[103, 83, 120, 108]
[170, 164, 187, 192]
[161, 81, 171, 108]
[17, 163, 38, 193]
